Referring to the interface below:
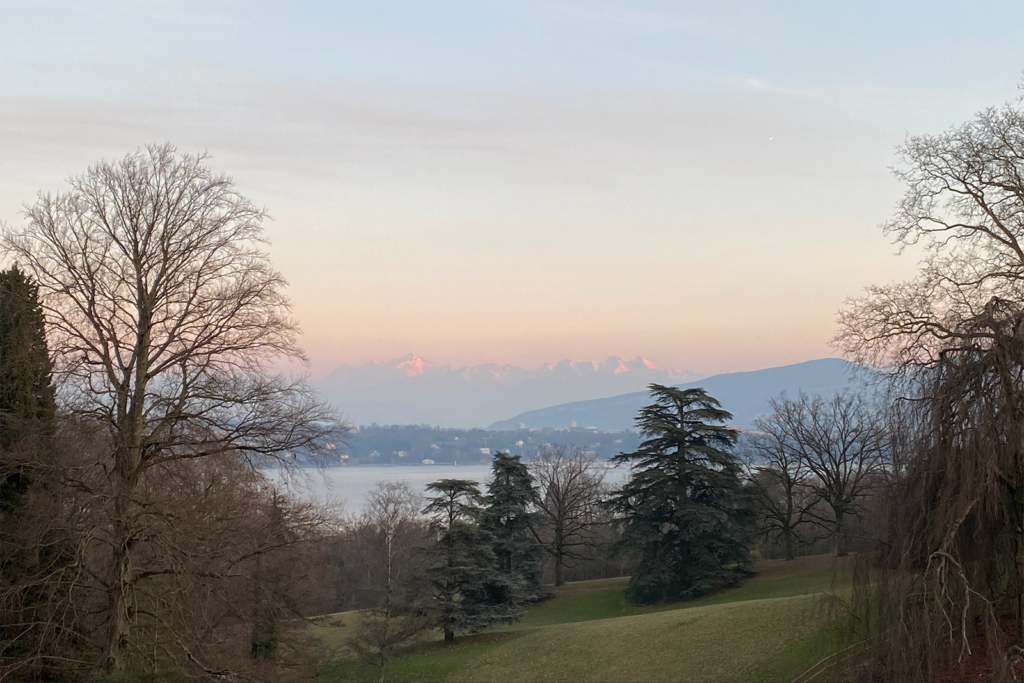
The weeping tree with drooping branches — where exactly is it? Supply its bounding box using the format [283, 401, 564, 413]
[837, 94, 1024, 680]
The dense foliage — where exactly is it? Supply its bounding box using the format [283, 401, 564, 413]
[0, 265, 56, 515]
[0, 266, 73, 681]
[422, 479, 507, 641]
[0, 266, 55, 456]
[481, 453, 546, 608]
[609, 385, 755, 604]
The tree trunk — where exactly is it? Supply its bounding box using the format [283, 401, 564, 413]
[835, 510, 848, 557]
[105, 344, 149, 672]
[554, 525, 565, 586]
[104, 485, 135, 671]
[784, 481, 795, 560]
[444, 628, 454, 642]
[1017, 525, 1023, 653]
[379, 531, 393, 683]
[1016, 480, 1024, 652]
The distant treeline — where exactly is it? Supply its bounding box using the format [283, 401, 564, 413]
[337, 424, 642, 465]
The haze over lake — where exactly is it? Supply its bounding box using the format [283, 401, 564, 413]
[265, 464, 630, 513]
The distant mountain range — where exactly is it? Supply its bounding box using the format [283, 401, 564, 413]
[314, 354, 703, 428]
[489, 358, 863, 431]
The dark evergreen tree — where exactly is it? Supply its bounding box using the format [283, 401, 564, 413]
[0, 265, 56, 512]
[0, 266, 78, 680]
[481, 452, 545, 610]
[422, 479, 510, 641]
[609, 384, 755, 605]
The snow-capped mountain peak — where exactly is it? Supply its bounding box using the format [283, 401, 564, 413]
[316, 355, 704, 428]
[393, 353, 432, 376]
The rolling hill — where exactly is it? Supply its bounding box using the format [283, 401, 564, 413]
[312, 554, 849, 683]
[489, 358, 862, 431]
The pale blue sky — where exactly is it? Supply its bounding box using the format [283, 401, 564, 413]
[2, 1, 1022, 374]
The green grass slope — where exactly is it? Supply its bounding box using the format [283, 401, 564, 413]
[314, 554, 849, 683]
[454, 594, 819, 682]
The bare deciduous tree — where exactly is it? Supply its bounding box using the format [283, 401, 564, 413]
[529, 445, 606, 586]
[127, 456, 335, 680]
[0, 420, 96, 683]
[758, 392, 887, 557]
[741, 422, 812, 561]
[2, 145, 343, 672]
[352, 482, 431, 683]
[838, 102, 1024, 370]
[836, 96, 1024, 677]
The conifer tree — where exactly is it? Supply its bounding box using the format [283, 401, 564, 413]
[609, 384, 754, 605]
[0, 266, 76, 680]
[0, 265, 56, 512]
[422, 479, 510, 641]
[481, 452, 545, 610]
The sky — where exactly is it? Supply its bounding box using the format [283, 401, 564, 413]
[1, 0, 1022, 377]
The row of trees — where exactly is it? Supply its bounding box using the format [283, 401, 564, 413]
[341, 380, 896, 681]
[331, 450, 614, 681]
[340, 391, 756, 679]
[745, 391, 889, 560]
[608, 384, 892, 603]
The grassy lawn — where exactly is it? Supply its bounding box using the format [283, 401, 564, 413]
[309, 611, 364, 657]
[451, 594, 822, 683]
[316, 632, 525, 683]
[519, 553, 850, 629]
[313, 554, 851, 683]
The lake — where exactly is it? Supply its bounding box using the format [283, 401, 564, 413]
[263, 464, 630, 513]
